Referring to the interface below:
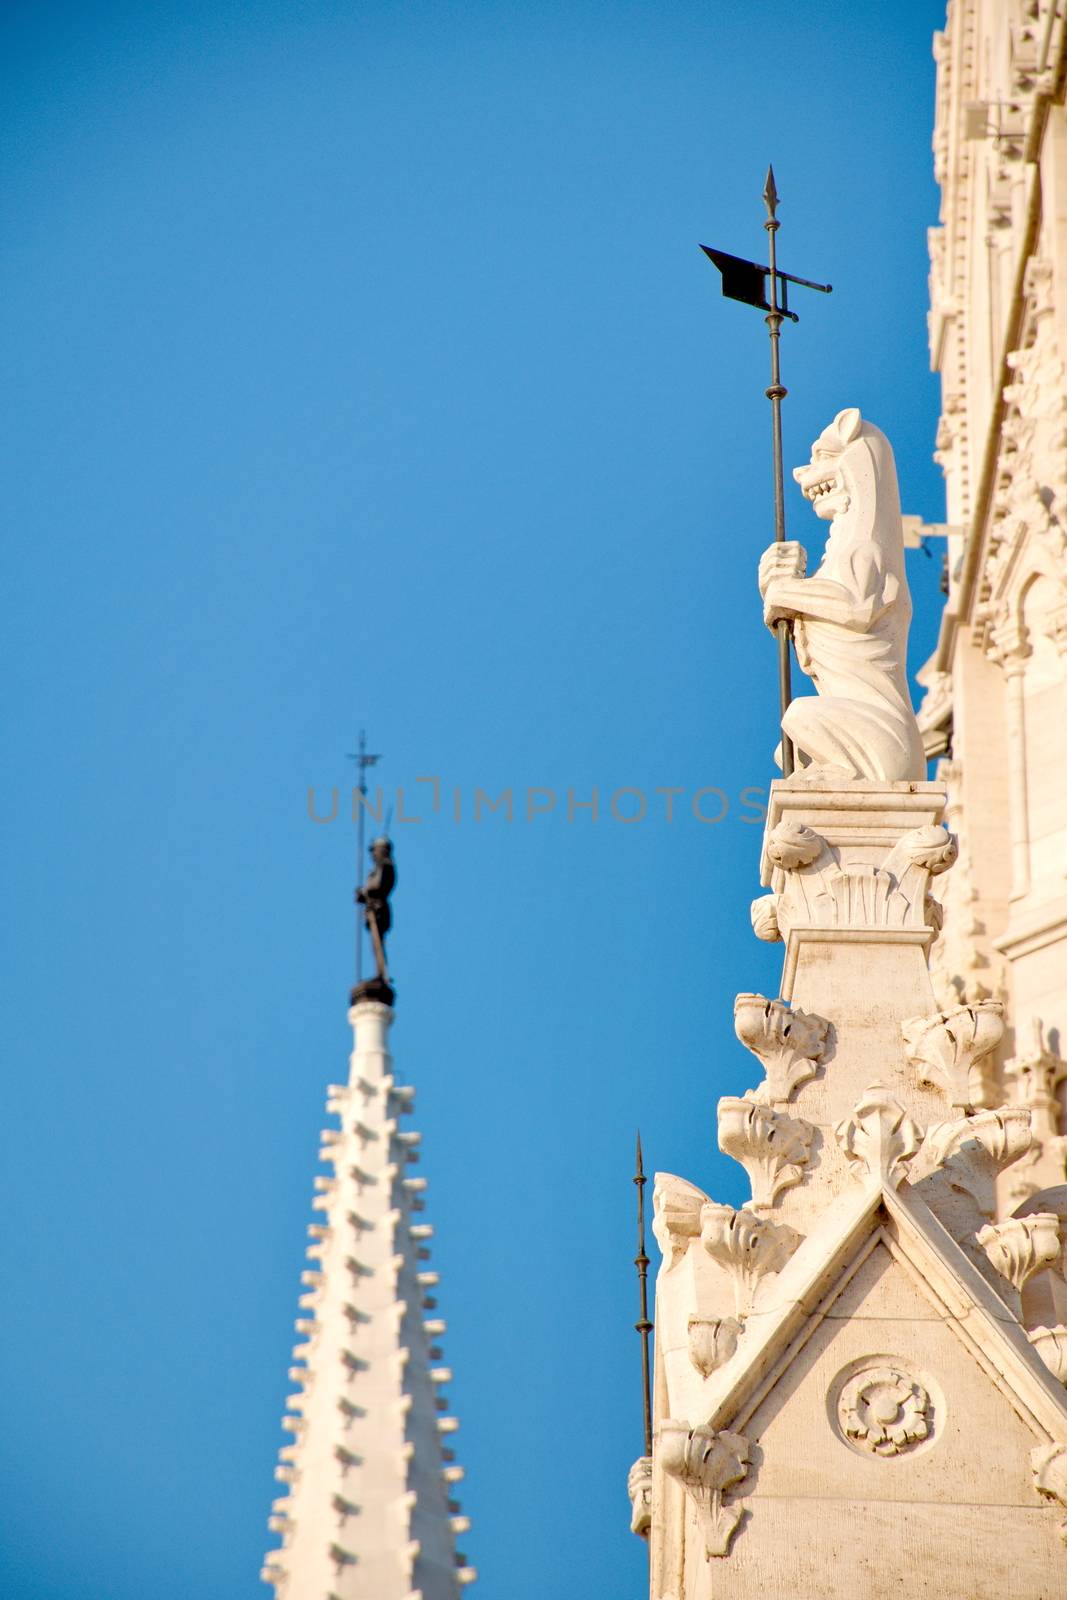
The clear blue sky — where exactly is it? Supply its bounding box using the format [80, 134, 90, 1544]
[3, 2, 947, 1595]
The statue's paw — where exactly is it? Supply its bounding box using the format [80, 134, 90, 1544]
[785, 761, 855, 786]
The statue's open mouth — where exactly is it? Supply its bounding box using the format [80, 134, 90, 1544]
[805, 474, 838, 502]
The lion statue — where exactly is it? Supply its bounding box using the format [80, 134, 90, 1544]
[758, 406, 926, 783]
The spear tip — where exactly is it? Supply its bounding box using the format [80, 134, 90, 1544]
[763, 164, 779, 214]
[635, 1129, 645, 1180]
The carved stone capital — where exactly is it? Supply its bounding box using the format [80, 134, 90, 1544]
[835, 1085, 922, 1189]
[901, 1001, 1005, 1111]
[733, 993, 830, 1107]
[700, 1203, 800, 1317]
[652, 1173, 707, 1269]
[658, 1421, 749, 1559]
[688, 1316, 743, 1379]
[1028, 1326, 1067, 1386]
[977, 1214, 1061, 1292]
[717, 1097, 814, 1210]
[627, 1455, 652, 1538]
[913, 1107, 1033, 1218]
[1031, 1442, 1067, 1544]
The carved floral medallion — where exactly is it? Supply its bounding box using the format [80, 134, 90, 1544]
[833, 1361, 935, 1458]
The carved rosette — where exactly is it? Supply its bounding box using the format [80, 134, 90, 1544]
[652, 1173, 707, 1269]
[627, 1455, 652, 1538]
[717, 1097, 814, 1210]
[1028, 1327, 1067, 1386]
[901, 1001, 1005, 1111]
[733, 993, 830, 1107]
[658, 1421, 750, 1559]
[700, 1203, 800, 1317]
[977, 1213, 1061, 1292]
[913, 1107, 1033, 1218]
[1031, 1442, 1067, 1545]
[688, 1316, 742, 1379]
[835, 1085, 922, 1190]
[837, 1364, 933, 1457]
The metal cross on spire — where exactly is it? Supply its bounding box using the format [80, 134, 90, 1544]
[701, 167, 832, 777]
[346, 728, 381, 986]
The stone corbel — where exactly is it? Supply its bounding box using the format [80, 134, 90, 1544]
[658, 1421, 749, 1559]
[700, 1203, 800, 1317]
[834, 1085, 922, 1190]
[717, 1097, 814, 1211]
[912, 1106, 1033, 1218]
[977, 1214, 1061, 1293]
[652, 1174, 708, 1270]
[627, 1455, 652, 1538]
[687, 1316, 742, 1379]
[1031, 1442, 1067, 1545]
[901, 1000, 1005, 1111]
[1028, 1327, 1067, 1386]
[733, 993, 830, 1107]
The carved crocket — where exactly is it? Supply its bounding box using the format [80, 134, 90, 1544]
[758, 407, 925, 783]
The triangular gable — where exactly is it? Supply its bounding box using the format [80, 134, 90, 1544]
[695, 1179, 1067, 1444]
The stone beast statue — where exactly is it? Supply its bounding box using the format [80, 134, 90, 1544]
[758, 407, 925, 783]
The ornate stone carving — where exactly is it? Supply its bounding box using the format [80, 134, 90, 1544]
[1031, 1442, 1067, 1544]
[765, 817, 958, 946]
[750, 894, 781, 943]
[652, 1174, 707, 1269]
[757, 408, 926, 782]
[733, 993, 830, 1107]
[835, 1085, 922, 1189]
[765, 819, 824, 869]
[688, 1316, 742, 1379]
[837, 1363, 933, 1457]
[700, 1203, 800, 1317]
[1027, 1326, 1067, 1386]
[977, 1214, 1061, 1292]
[901, 1000, 1005, 1111]
[658, 1421, 749, 1559]
[913, 1107, 1033, 1218]
[627, 1455, 652, 1537]
[717, 1097, 814, 1211]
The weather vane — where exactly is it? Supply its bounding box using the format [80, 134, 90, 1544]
[701, 167, 832, 777]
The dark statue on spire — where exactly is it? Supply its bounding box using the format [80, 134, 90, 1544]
[351, 836, 396, 1006]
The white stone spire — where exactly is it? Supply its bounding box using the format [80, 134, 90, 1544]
[263, 999, 476, 1598]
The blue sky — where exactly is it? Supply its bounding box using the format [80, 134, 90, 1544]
[3, 2, 947, 1595]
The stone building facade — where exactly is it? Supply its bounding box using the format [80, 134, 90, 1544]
[631, 5, 1067, 1594]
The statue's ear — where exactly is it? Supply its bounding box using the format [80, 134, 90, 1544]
[834, 407, 863, 444]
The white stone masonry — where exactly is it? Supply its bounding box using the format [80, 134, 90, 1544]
[263, 1001, 475, 1599]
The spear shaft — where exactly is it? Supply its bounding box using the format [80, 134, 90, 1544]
[634, 1133, 653, 1459]
[763, 169, 795, 778]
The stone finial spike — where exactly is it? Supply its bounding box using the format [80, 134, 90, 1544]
[763, 164, 779, 215]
